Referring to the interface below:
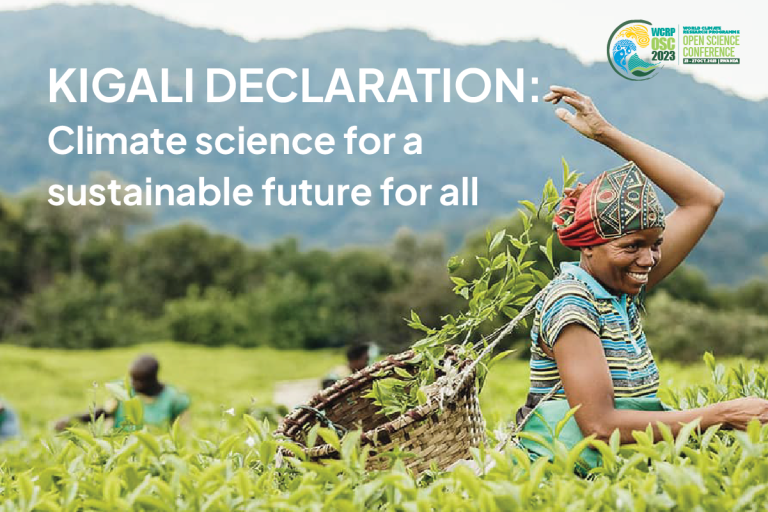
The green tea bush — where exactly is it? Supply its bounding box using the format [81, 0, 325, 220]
[3, 356, 768, 511]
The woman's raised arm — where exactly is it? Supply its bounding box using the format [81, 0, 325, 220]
[544, 85, 724, 289]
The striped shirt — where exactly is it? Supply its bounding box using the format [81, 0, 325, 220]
[527, 262, 659, 403]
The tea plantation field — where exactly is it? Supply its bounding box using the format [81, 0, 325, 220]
[1, 343, 767, 510]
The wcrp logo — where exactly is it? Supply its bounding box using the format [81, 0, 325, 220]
[608, 20, 676, 81]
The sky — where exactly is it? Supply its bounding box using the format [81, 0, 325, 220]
[1, 0, 763, 100]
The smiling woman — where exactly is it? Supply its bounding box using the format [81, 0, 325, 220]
[519, 162, 670, 425]
[512, 85, 768, 471]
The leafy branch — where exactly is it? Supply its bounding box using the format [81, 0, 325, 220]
[365, 159, 581, 416]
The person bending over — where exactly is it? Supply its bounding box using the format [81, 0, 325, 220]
[55, 354, 190, 431]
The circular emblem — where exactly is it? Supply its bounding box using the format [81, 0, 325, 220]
[607, 20, 661, 81]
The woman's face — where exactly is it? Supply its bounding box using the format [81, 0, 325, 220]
[582, 227, 664, 296]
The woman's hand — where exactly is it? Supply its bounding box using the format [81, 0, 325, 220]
[543, 85, 613, 141]
[718, 397, 768, 430]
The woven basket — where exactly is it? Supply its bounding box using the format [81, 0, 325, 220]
[275, 347, 487, 474]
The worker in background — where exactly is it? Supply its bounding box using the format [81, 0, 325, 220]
[54, 354, 190, 431]
[322, 343, 379, 389]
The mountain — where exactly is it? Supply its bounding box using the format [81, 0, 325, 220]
[0, 5, 766, 283]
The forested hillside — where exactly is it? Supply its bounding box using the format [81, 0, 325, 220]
[0, 5, 766, 283]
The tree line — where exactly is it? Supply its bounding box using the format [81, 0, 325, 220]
[2, 176, 768, 361]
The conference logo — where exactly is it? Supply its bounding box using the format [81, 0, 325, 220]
[607, 20, 676, 81]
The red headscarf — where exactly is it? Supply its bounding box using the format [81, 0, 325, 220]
[552, 162, 665, 248]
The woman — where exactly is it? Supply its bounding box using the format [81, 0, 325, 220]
[517, 85, 768, 445]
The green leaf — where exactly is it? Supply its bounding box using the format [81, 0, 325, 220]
[67, 427, 98, 447]
[674, 418, 701, 456]
[501, 306, 519, 319]
[491, 253, 507, 270]
[562, 156, 570, 185]
[340, 430, 362, 461]
[489, 229, 506, 253]
[704, 352, 716, 373]
[563, 157, 581, 188]
[554, 404, 581, 439]
[544, 178, 557, 202]
[450, 276, 468, 287]
[318, 428, 341, 452]
[236, 468, 252, 500]
[488, 349, 515, 368]
[18, 472, 34, 505]
[134, 496, 173, 512]
[519, 200, 538, 215]
[243, 413, 261, 433]
[565, 435, 596, 474]
[123, 396, 143, 427]
[509, 237, 527, 251]
[393, 367, 412, 379]
[134, 432, 162, 458]
[518, 209, 531, 232]
[531, 268, 550, 288]
[103, 473, 122, 505]
[539, 234, 555, 269]
[306, 423, 320, 450]
[447, 256, 464, 273]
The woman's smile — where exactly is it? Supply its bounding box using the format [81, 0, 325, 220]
[626, 271, 650, 284]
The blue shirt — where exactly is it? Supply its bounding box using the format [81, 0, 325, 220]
[528, 262, 660, 400]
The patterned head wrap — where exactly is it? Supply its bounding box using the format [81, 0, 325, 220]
[553, 161, 665, 248]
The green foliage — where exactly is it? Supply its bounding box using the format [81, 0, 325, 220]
[643, 291, 768, 362]
[6, 162, 768, 361]
[238, 273, 351, 350]
[728, 276, 768, 314]
[2, 348, 768, 510]
[164, 286, 251, 347]
[117, 223, 255, 316]
[17, 274, 154, 349]
[0, 191, 459, 351]
[648, 264, 719, 307]
[661, 352, 768, 408]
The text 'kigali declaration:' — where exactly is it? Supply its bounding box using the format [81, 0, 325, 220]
[48, 177, 479, 207]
